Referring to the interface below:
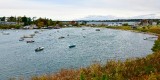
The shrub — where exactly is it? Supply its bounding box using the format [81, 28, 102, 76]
[152, 40, 160, 52]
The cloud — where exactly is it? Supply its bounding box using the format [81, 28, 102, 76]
[0, 0, 160, 20]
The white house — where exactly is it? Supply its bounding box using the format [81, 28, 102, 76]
[152, 22, 157, 26]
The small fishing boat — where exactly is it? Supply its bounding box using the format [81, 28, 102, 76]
[30, 34, 35, 37]
[144, 37, 157, 41]
[23, 35, 33, 38]
[144, 38, 147, 40]
[34, 31, 39, 33]
[2, 32, 10, 35]
[26, 40, 35, 43]
[54, 26, 61, 29]
[19, 37, 24, 41]
[35, 47, 44, 52]
[95, 29, 100, 31]
[69, 45, 76, 48]
[58, 36, 65, 39]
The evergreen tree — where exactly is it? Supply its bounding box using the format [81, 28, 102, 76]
[22, 16, 28, 26]
[1, 16, 6, 21]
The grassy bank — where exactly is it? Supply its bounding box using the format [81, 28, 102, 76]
[30, 28, 160, 80]
[0, 24, 22, 29]
[106, 26, 132, 30]
[106, 25, 160, 35]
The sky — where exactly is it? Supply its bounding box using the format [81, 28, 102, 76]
[0, 0, 160, 20]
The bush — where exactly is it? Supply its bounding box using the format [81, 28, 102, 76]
[122, 23, 129, 26]
[152, 40, 160, 52]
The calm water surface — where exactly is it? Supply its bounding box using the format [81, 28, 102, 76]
[0, 27, 156, 79]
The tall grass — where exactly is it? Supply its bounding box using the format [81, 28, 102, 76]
[106, 26, 132, 30]
[149, 27, 160, 34]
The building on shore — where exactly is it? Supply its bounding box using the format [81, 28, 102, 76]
[140, 19, 158, 26]
[86, 21, 140, 27]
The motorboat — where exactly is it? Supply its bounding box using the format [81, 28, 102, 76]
[69, 45, 76, 48]
[35, 47, 44, 52]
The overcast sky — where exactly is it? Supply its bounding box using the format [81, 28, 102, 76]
[0, 0, 160, 20]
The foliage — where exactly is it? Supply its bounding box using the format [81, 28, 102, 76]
[8, 16, 16, 22]
[80, 73, 85, 80]
[122, 23, 129, 26]
[152, 35, 160, 52]
[1, 16, 6, 21]
[35, 18, 54, 28]
[22, 16, 32, 26]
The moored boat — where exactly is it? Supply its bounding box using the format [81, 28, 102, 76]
[19, 37, 24, 41]
[23, 35, 33, 38]
[35, 47, 44, 52]
[26, 40, 35, 43]
[34, 31, 39, 33]
[30, 34, 35, 37]
[95, 29, 100, 31]
[69, 45, 76, 48]
[2, 32, 10, 35]
[58, 36, 65, 39]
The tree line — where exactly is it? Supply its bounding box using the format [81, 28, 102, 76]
[0, 16, 82, 28]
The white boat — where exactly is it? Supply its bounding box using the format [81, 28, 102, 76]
[35, 47, 44, 52]
[30, 34, 35, 37]
[2, 32, 10, 35]
[23, 35, 33, 38]
[144, 37, 158, 41]
[19, 37, 24, 41]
